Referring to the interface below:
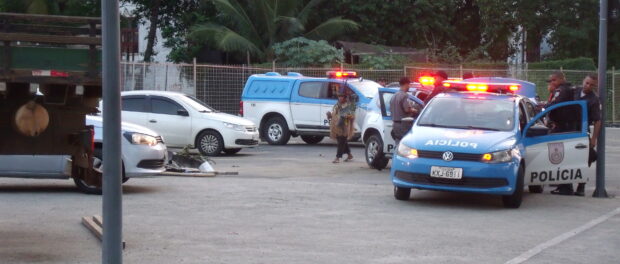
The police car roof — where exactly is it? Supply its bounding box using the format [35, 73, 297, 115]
[251, 72, 367, 82]
[463, 77, 537, 98]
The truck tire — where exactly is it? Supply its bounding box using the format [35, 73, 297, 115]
[73, 148, 127, 194]
[502, 165, 524, 208]
[196, 130, 224, 156]
[300, 135, 323, 144]
[365, 134, 389, 170]
[263, 116, 290, 145]
[394, 186, 411, 201]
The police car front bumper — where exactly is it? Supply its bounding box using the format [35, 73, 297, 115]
[390, 155, 519, 195]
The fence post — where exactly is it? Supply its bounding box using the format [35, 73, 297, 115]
[164, 64, 168, 91]
[193, 57, 197, 95]
[459, 64, 463, 78]
[131, 62, 135, 90]
[403, 65, 407, 77]
[525, 63, 529, 81]
[613, 66, 616, 124]
[142, 62, 146, 90]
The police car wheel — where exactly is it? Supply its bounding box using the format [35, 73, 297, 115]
[263, 116, 290, 145]
[394, 186, 411, 201]
[366, 134, 388, 170]
[197, 130, 224, 156]
[528, 185, 544, 193]
[502, 165, 524, 208]
[301, 135, 323, 144]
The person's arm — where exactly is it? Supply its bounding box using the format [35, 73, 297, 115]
[591, 120, 601, 147]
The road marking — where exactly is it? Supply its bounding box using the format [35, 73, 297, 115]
[505, 206, 620, 264]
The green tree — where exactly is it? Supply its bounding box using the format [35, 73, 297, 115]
[0, 0, 99, 16]
[189, 0, 359, 63]
[272, 37, 343, 67]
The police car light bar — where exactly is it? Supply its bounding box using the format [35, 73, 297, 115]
[442, 80, 521, 94]
[327, 71, 357, 78]
[418, 76, 435, 86]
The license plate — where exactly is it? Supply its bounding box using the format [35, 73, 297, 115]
[430, 166, 463, 179]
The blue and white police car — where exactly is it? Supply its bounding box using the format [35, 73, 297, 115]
[391, 80, 593, 208]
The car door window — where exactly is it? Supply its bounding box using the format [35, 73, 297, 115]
[122, 97, 147, 112]
[151, 97, 186, 115]
[298, 82, 322, 98]
[322, 82, 343, 99]
[518, 102, 528, 131]
[380, 92, 394, 117]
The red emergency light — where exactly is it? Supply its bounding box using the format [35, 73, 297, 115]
[418, 76, 435, 86]
[327, 71, 357, 78]
[442, 80, 521, 94]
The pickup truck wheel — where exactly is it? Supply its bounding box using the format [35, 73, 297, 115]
[263, 116, 290, 145]
[300, 135, 323, 144]
[365, 134, 389, 170]
[197, 131, 224, 156]
[223, 148, 242, 155]
[502, 165, 524, 208]
[394, 186, 411, 201]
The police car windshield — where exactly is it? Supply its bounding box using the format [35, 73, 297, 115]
[417, 97, 515, 131]
[180, 95, 216, 113]
[347, 80, 382, 98]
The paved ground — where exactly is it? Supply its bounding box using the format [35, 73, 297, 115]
[0, 129, 619, 263]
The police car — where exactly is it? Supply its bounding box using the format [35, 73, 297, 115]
[362, 87, 424, 170]
[241, 71, 382, 145]
[391, 80, 593, 208]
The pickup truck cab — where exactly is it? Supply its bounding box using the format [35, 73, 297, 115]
[241, 71, 382, 145]
[361, 87, 424, 170]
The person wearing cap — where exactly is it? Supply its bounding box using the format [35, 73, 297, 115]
[423, 70, 449, 104]
[326, 91, 355, 163]
[390, 77, 418, 146]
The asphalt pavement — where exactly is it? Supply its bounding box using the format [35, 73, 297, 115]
[0, 129, 619, 263]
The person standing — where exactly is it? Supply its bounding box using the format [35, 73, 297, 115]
[390, 77, 418, 146]
[571, 73, 602, 196]
[423, 70, 449, 104]
[545, 71, 577, 133]
[327, 92, 355, 163]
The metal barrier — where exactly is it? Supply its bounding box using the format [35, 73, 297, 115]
[120, 62, 619, 124]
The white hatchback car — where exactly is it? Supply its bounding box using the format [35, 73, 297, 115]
[118, 91, 259, 156]
[0, 115, 167, 194]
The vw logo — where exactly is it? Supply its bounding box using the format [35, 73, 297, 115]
[442, 151, 454, 161]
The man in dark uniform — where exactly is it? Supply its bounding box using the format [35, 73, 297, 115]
[390, 77, 418, 146]
[545, 71, 577, 133]
[571, 73, 602, 196]
[423, 70, 448, 104]
[546, 71, 578, 195]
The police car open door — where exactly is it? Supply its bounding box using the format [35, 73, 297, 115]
[522, 101, 591, 186]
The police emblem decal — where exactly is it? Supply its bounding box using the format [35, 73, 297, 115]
[442, 151, 454, 161]
[548, 142, 564, 164]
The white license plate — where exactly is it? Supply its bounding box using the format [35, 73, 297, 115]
[430, 166, 463, 179]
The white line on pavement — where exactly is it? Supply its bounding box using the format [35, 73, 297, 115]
[505, 206, 620, 264]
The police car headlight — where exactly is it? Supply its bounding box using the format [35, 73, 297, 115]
[481, 149, 515, 163]
[223, 122, 245, 131]
[123, 132, 158, 146]
[397, 144, 418, 159]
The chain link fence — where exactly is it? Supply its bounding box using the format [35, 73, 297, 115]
[120, 62, 619, 124]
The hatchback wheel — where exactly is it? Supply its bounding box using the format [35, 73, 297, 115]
[197, 131, 224, 156]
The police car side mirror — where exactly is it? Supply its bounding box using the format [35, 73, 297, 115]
[526, 124, 549, 137]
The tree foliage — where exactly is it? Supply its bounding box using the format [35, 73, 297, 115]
[0, 0, 100, 16]
[189, 0, 359, 63]
[273, 37, 343, 67]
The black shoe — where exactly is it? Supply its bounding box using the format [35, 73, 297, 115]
[551, 188, 574, 195]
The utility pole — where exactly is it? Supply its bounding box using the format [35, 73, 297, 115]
[102, 0, 124, 262]
[594, 0, 609, 198]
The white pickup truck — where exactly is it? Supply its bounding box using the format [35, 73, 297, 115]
[241, 71, 382, 145]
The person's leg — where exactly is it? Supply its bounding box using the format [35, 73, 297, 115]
[334, 136, 345, 163]
[574, 183, 585, 196]
[551, 183, 574, 195]
[344, 140, 353, 161]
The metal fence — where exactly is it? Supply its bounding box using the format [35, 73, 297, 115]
[120, 62, 619, 124]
